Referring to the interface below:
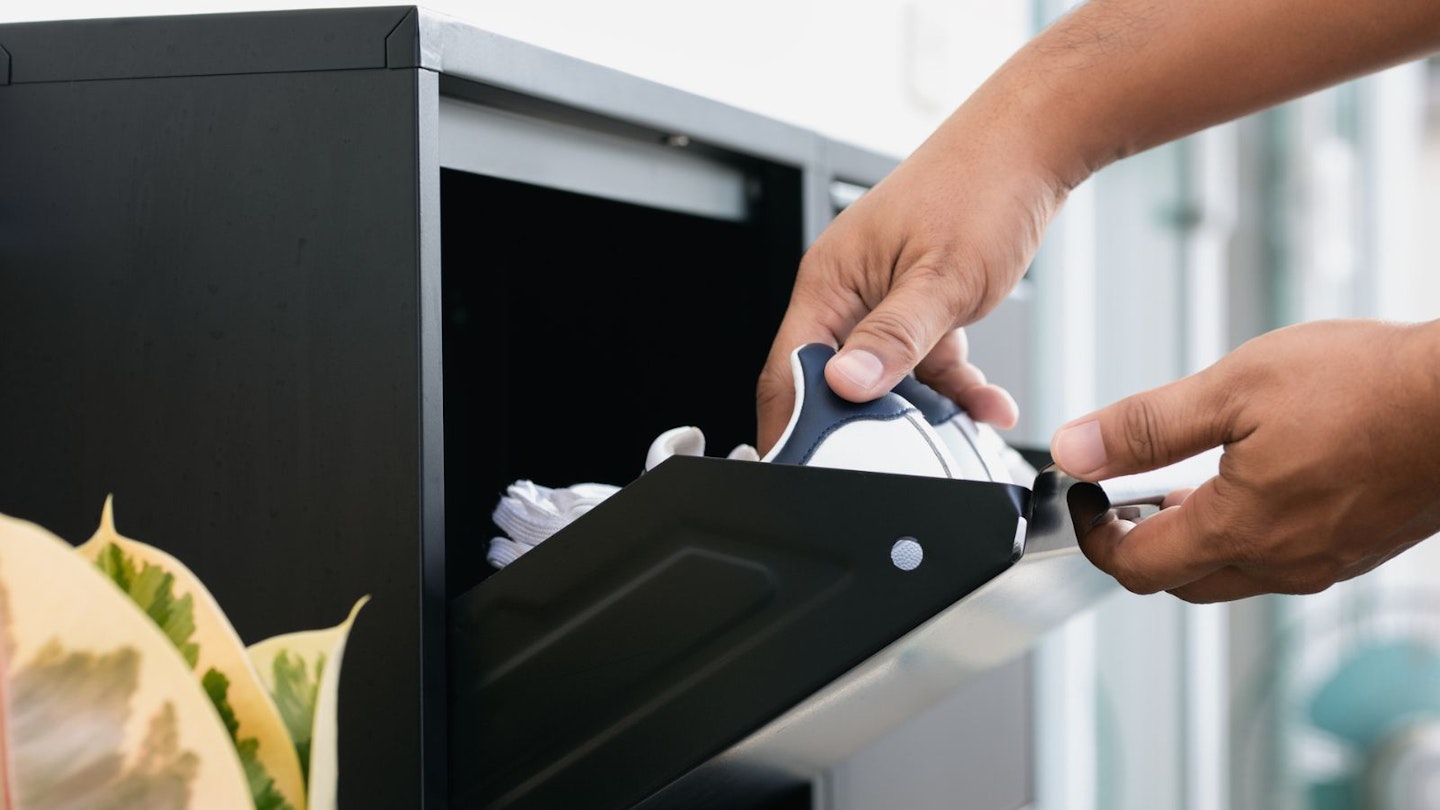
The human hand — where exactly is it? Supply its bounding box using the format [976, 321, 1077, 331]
[755, 100, 1078, 454]
[1051, 319, 1440, 603]
[755, 0, 1440, 457]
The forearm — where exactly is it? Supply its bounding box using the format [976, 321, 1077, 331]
[936, 0, 1440, 190]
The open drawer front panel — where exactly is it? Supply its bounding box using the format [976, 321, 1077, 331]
[449, 457, 1051, 808]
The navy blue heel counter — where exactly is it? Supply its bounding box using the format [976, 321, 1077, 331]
[766, 344, 918, 466]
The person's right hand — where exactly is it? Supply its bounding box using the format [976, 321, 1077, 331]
[755, 91, 1079, 454]
[753, 0, 1440, 457]
[1053, 318, 1440, 603]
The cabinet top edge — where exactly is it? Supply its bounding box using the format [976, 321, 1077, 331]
[0, 5, 898, 179]
[0, 6, 417, 84]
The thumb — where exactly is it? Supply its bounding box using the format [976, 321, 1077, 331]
[1050, 365, 1235, 481]
[826, 273, 967, 402]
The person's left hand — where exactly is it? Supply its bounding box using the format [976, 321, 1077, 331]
[1052, 318, 1440, 603]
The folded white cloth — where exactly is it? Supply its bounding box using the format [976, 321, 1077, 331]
[486, 480, 620, 569]
[492, 480, 621, 546]
[487, 427, 759, 569]
[486, 536, 531, 569]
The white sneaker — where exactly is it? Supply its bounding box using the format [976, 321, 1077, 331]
[643, 343, 1028, 483]
[489, 343, 1032, 569]
[890, 374, 1037, 485]
[761, 343, 979, 480]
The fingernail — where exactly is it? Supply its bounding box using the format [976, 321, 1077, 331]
[830, 350, 885, 393]
[1052, 420, 1107, 477]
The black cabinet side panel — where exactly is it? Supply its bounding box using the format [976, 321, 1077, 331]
[0, 68, 426, 808]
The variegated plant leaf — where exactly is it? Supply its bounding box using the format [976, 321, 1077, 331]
[0, 511, 252, 808]
[248, 596, 368, 810]
[77, 497, 308, 810]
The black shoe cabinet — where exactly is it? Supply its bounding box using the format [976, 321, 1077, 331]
[0, 8, 1117, 808]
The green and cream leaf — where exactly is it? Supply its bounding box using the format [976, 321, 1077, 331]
[79, 497, 308, 810]
[0, 511, 252, 808]
[249, 596, 369, 810]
